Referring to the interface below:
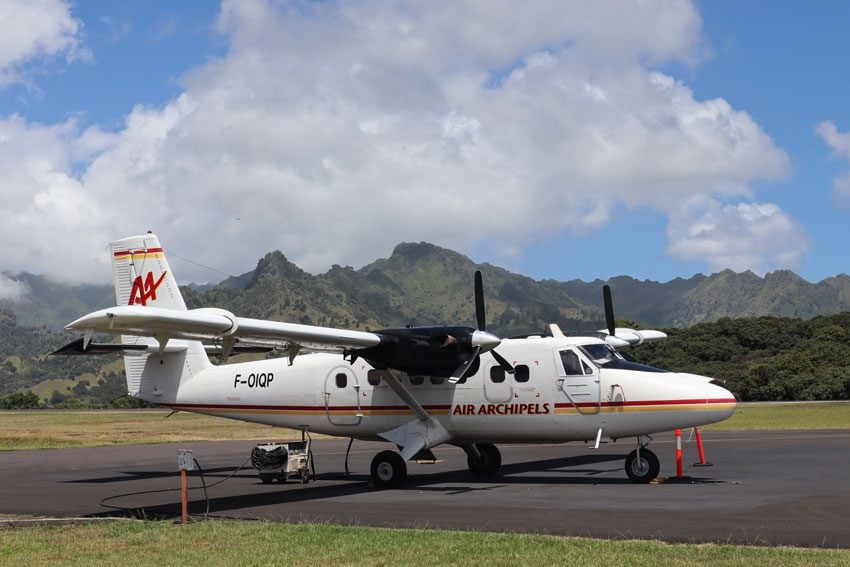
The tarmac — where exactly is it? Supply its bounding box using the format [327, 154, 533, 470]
[2, 429, 849, 548]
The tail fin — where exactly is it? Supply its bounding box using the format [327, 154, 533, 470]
[110, 232, 211, 400]
[111, 233, 187, 310]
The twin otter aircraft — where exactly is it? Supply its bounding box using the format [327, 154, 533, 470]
[57, 233, 736, 487]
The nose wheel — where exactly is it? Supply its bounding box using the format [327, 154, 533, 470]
[370, 450, 407, 488]
[625, 447, 660, 483]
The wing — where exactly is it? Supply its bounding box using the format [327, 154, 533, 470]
[65, 305, 381, 352]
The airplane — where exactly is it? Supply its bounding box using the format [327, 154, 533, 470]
[54, 232, 736, 487]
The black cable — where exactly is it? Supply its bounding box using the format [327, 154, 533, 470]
[192, 458, 210, 521]
[98, 455, 252, 521]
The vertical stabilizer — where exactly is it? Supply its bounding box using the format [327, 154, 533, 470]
[109, 232, 210, 400]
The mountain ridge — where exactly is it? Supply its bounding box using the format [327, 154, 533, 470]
[3, 242, 850, 332]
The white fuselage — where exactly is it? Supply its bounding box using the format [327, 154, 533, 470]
[160, 336, 736, 444]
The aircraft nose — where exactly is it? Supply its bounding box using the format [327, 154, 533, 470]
[679, 372, 737, 423]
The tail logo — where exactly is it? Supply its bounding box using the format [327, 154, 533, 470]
[129, 271, 168, 306]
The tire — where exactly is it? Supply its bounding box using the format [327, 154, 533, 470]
[467, 443, 501, 476]
[370, 450, 407, 489]
[259, 474, 274, 484]
[625, 448, 660, 483]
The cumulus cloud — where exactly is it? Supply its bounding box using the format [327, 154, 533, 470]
[0, 0, 799, 282]
[0, 274, 28, 301]
[816, 120, 850, 204]
[0, 0, 83, 87]
[666, 198, 808, 274]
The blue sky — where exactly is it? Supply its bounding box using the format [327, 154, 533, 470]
[1, 0, 848, 288]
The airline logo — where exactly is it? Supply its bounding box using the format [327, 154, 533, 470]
[129, 271, 167, 306]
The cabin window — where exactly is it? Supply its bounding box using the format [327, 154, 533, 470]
[430, 376, 445, 385]
[367, 370, 382, 386]
[514, 365, 530, 383]
[582, 360, 593, 375]
[409, 375, 424, 386]
[335, 373, 347, 388]
[559, 350, 583, 376]
[490, 366, 506, 383]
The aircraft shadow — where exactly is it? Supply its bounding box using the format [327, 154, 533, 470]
[85, 452, 696, 520]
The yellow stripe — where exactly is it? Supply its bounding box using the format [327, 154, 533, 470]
[114, 252, 165, 261]
[555, 403, 736, 415]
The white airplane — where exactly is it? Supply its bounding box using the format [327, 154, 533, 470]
[55, 233, 736, 487]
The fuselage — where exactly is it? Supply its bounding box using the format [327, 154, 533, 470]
[161, 335, 736, 443]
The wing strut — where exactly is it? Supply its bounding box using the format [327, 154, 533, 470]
[379, 369, 431, 422]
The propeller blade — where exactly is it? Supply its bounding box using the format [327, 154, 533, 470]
[602, 284, 616, 336]
[474, 270, 485, 331]
[449, 346, 480, 383]
[491, 349, 515, 374]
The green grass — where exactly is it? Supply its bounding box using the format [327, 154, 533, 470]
[0, 410, 299, 451]
[2, 402, 848, 451]
[1, 522, 848, 566]
[704, 402, 850, 431]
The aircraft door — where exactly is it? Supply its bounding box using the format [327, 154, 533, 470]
[483, 363, 513, 403]
[324, 366, 362, 426]
[554, 348, 600, 415]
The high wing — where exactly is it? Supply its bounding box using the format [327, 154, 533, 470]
[66, 305, 381, 353]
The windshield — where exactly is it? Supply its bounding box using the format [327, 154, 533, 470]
[579, 343, 622, 366]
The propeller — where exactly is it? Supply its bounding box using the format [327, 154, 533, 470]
[603, 284, 616, 337]
[450, 270, 514, 382]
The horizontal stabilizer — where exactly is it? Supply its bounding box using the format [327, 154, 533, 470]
[53, 337, 273, 357]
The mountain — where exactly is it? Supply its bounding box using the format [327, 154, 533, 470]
[6, 242, 850, 404]
[5, 245, 850, 333]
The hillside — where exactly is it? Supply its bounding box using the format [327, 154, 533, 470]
[5, 242, 850, 405]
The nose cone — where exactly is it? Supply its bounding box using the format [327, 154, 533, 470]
[471, 330, 501, 351]
[679, 372, 737, 424]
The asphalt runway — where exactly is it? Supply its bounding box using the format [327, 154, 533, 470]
[2, 430, 849, 548]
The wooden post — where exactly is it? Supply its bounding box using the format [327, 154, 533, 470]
[181, 468, 189, 525]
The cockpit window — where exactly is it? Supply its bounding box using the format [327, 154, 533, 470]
[579, 343, 622, 366]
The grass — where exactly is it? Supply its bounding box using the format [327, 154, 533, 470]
[1, 402, 848, 451]
[0, 411, 300, 451]
[704, 401, 850, 431]
[1, 522, 848, 566]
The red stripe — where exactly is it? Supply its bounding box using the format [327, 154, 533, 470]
[166, 402, 452, 412]
[555, 397, 736, 409]
[114, 247, 164, 257]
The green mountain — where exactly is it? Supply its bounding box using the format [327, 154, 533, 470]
[6, 241, 850, 406]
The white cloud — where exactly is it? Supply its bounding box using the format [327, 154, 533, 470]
[816, 121, 850, 205]
[0, 0, 799, 283]
[0, 0, 83, 87]
[0, 274, 28, 301]
[666, 198, 808, 274]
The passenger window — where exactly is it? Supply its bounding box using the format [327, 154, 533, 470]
[582, 360, 593, 375]
[367, 370, 381, 386]
[430, 376, 444, 385]
[560, 350, 583, 376]
[335, 373, 347, 388]
[490, 366, 506, 384]
[514, 365, 530, 383]
[409, 375, 424, 386]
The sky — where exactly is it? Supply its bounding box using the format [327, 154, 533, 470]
[1, 0, 849, 294]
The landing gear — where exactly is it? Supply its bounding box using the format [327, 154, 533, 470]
[625, 447, 660, 483]
[466, 443, 501, 476]
[370, 450, 407, 488]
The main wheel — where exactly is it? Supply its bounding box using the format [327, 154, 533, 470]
[370, 450, 407, 488]
[625, 448, 660, 483]
[259, 474, 274, 484]
[467, 443, 501, 476]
